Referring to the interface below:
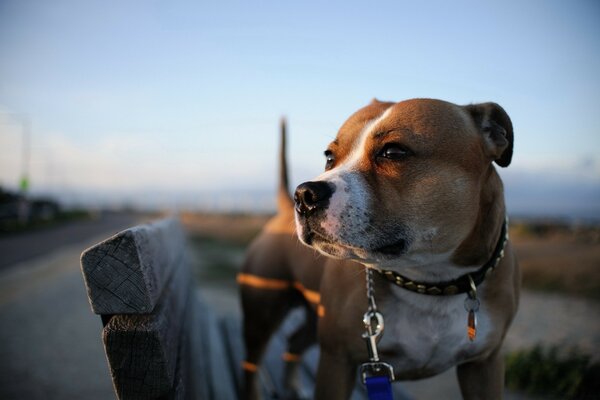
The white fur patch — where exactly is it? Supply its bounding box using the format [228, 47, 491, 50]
[341, 106, 394, 172]
[311, 108, 393, 245]
[379, 285, 494, 376]
[318, 172, 370, 247]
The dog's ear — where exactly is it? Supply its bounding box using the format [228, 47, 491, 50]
[465, 103, 514, 167]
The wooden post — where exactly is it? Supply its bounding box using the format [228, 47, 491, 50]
[80, 218, 184, 314]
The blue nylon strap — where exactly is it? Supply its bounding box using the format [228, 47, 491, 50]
[365, 376, 394, 400]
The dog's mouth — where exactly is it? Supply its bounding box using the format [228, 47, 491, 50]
[373, 240, 408, 256]
[299, 225, 326, 247]
[299, 223, 409, 261]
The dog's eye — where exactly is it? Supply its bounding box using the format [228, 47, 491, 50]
[378, 143, 412, 160]
[324, 150, 335, 170]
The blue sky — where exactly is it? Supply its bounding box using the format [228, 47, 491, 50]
[0, 0, 599, 216]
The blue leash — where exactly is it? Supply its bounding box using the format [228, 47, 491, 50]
[365, 375, 394, 400]
[361, 361, 395, 400]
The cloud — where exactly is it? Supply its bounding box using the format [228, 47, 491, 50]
[1, 126, 276, 195]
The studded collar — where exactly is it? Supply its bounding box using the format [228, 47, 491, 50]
[377, 217, 509, 296]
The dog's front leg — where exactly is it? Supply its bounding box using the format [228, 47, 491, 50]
[456, 347, 504, 400]
[314, 351, 356, 400]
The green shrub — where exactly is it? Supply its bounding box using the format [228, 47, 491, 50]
[505, 345, 600, 399]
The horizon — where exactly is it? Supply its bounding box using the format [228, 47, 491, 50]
[1, 0, 599, 218]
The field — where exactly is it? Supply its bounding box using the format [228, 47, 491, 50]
[511, 220, 600, 299]
[181, 212, 267, 282]
[182, 212, 600, 300]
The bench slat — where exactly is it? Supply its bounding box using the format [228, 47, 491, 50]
[102, 259, 191, 399]
[220, 316, 245, 393]
[171, 293, 212, 400]
[81, 218, 184, 314]
[201, 301, 239, 400]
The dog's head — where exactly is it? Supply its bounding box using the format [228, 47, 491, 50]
[294, 98, 513, 271]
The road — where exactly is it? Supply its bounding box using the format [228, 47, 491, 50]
[0, 212, 140, 269]
[0, 212, 149, 400]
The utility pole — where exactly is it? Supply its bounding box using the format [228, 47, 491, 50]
[19, 116, 31, 194]
[0, 111, 31, 223]
[18, 116, 31, 224]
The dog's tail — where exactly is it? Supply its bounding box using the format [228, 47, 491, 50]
[277, 117, 295, 212]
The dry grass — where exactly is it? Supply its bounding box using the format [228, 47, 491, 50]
[511, 222, 600, 299]
[180, 211, 270, 245]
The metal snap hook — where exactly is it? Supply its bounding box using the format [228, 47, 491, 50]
[362, 310, 385, 338]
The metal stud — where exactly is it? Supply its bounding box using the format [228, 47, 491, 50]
[443, 285, 458, 295]
[427, 286, 442, 295]
[417, 285, 426, 294]
[404, 281, 416, 291]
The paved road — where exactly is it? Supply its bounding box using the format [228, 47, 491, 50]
[0, 212, 140, 270]
[0, 213, 153, 400]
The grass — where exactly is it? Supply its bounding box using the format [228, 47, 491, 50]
[0, 209, 93, 236]
[187, 234, 247, 282]
[180, 211, 268, 245]
[182, 212, 269, 284]
[510, 221, 600, 300]
[505, 345, 600, 399]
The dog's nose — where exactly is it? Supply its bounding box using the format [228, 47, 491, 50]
[294, 181, 334, 215]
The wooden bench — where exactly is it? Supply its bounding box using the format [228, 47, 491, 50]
[79, 218, 236, 399]
[80, 217, 411, 400]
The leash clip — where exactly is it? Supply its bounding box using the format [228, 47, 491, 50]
[361, 310, 395, 383]
[362, 310, 384, 361]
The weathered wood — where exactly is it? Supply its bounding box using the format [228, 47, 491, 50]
[102, 259, 191, 400]
[220, 317, 244, 394]
[173, 293, 212, 400]
[81, 218, 184, 314]
[166, 294, 210, 400]
[201, 300, 239, 400]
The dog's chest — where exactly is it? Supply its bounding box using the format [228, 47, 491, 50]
[377, 290, 493, 378]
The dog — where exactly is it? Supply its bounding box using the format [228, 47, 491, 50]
[239, 99, 520, 400]
[238, 118, 327, 399]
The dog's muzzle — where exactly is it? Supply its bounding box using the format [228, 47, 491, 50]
[294, 181, 334, 216]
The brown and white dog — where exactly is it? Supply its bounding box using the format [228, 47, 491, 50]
[239, 99, 520, 400]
